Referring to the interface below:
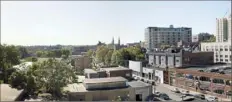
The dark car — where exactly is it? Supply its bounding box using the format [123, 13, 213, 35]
[194, 94, 205, 100]
[159, 93, 170, 100]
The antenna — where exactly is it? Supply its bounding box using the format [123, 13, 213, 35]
[223, 8, 229, 18]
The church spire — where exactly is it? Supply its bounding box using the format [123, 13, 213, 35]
[118, 37, 120, 46]
[112, 37, 114, 45]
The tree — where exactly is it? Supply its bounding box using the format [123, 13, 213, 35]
[8, 58, 78, 99]
[104, 50, 113, 66]
[18, 46, 30, 59]
[36, 51, 43, 57]
[61, 49, 70, 58]
[86, 49, 94, 57]
[0, 44, 20, 83]
[203, 36, 216, 42]
[95, 46, 110, 64]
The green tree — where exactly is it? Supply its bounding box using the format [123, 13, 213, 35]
[104, 50, 113, 66]
[8, 59, 78, 99]
[95, 46, 110, 64]
[61, 49, 70, 58]
[86, 49, 94, 57]
[0, 44, 20, 83]
[36, 51, 43, 57]
[18, 46, 30, 59]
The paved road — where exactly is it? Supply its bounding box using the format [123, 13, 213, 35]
[154, 85, 207, 102]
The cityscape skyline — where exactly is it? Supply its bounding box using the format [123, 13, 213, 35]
[1, 1, 231, 46]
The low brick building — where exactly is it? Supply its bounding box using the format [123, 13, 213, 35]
[173, 67, 232, 99]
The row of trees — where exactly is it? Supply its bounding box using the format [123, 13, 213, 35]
[87, 45, 146, 68]
[36, 49, 70, 59]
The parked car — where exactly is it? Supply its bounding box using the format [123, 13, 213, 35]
[194, 94, 205, 100]
[181, 93, 195, 101]
[159, 93, 170, 100]
[171, 88, 181, 93]
[206, 96, 218, 102]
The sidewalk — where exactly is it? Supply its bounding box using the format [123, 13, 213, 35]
[159, 84, 231, 102]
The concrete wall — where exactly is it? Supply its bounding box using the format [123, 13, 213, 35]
[167, 56, 175, 68]
[175, 57, 182, 67]
[74, 56, 91, 70]
[84, 82, 127, 90]
[148, 55, 154, 65]
[129, 61, 142, 73]
[160, 56, 167, 68]
[108, 70, 133, 80]
[132, 86, 153, 101]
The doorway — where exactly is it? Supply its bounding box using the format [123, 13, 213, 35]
[136, 94, 142, 101]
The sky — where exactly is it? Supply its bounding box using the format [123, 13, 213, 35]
[1, 1, 231, 46]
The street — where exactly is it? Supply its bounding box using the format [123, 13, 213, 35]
[154, 84, 207, 102]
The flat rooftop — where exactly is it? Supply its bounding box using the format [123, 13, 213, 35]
[84, 77, 127, 84]
[100, 67, 131, 72]
[84, 69, 97, 73]
[0, 84, 24, 101]
[128, 81, 150, 88]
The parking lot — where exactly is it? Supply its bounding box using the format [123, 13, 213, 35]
[154, 85, 207, 102]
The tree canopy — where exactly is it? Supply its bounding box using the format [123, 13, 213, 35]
[8, 58, 78, 99]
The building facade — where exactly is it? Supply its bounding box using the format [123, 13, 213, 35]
[174, 68, 231, 99]
[74, 55, 91, 71]
[144, 25, 192, 51]
[216, 14, 231, 42]
[201, 42, 231, 63]
[65, 77, 152, 101]
[147, 48, 214, 68]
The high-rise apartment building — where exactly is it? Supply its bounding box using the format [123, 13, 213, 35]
[216, 15, 231, 42]
[227, 14, 231, 42]
[144, 25, 192, 51]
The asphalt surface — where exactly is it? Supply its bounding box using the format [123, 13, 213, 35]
[154, 85, 207, 102]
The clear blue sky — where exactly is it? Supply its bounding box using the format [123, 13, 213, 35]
[1, 1, 231, 46]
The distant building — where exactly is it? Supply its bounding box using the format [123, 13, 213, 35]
[107, 37, 122, 50]
[145, 25, 192, 51]
[174, 65, 231, 99]
[84, 66, 133, 80]
[192, 33, 214, 42]
[216, 14, 231, 42]
[147, 48, 214, 68]
[201, 42, 231, 63]
[201, 14, 231, 64]
[73, 55, 91, 71]
[64, 77, 152, 101]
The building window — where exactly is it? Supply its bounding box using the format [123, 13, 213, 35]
[216, 59, 218, 61]
[225, 55, 228, 58]
[176, 59, 179, 62]
[225, 48, 228, 51]
[220, 55, 223, 57]
[225, 59, 228, 62]
[220, 59, 223, 61]
[220, 48, 223, 51]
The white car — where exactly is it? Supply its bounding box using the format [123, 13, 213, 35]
[206, 96, 218, 102]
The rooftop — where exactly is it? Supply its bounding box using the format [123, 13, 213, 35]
[128, 81, 150, 88]
[100, 67, 131, 72]
[0, 84, 24, 101]
[84, 77, 127, 84]
[84, 69, 97, 73]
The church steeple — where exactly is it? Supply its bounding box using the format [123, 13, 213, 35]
[112, 37, 114, 45]
[118, 37, 120, 46]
